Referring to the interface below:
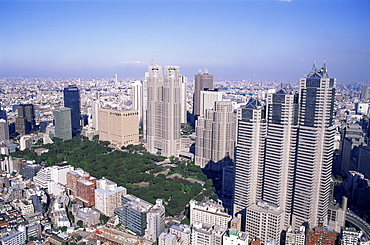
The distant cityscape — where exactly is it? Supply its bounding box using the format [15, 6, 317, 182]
[0, 61, 369, 245]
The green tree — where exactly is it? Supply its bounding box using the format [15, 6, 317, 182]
[77, 220, 83, 228]
[99, 214, 110, 224]
[68, 211, 75, 223]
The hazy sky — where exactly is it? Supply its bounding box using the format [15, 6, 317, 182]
[1, 0, 369, 82]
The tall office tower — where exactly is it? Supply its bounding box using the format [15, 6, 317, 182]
[53, 107, 72, 141]
[233, 99, 267, 215]
[91, 101, 100, 130]
[193, 69, 214, 118]
[291, 61, 336, 229]
[261, 86, 299, 224]
[195, 101, 236, 170]
[180, 75, 188, 124]
[146, 65, 182, 157]
[199, 89, 223, 118]
[244, 86, 299, 243]
[63, 85, 81, 137]
[131, 81, 143, 127]
[360, 85, 369, 101]
[98, 108, 139, 147]
[0, 119, 9, 141]
[15, 104, 35, 135]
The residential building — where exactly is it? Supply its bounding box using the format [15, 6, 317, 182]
[285, 226, 306, 245]
[190, 199, 232, 229]
[222, 228, 249, 245]
[195, 101, 236, 170]
[145, 199, 165, 242]
[1, 226, 26, 245]
[95, 178, 127, 217]
[305, 227, 337, 245]
[340, 227, 360, 245]
[75, 207, 100, 226]
[76, 178, 96, 207]
[169, 224, 191, 245]
[191, 222, 226, 245]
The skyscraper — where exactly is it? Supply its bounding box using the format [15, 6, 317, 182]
[244, 86, 299, 243]
[291, 61, 336, 229]
[233, 61, 336, 243]
[15, 104, 35, 135]
[195, 101, 236, 170]
[360, 85, 369, 101]
[180, 75, 188, 124]
[131, 81, 143, 127]
[53, 107, 72, 140]
[146, 65, 182, 157]
[63, 85, 81, 137]
[261, 85, 299, 227]
[233, 99, 266, 215]
[193, 69, 214, 118]
[0, 119, 9, 141]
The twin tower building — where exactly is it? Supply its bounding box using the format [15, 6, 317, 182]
[145, 61, 336, 243]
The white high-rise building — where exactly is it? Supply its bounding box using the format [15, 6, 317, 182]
[189, 199, 232, 229]
[131, 80, 143, 127]
[191, 222, 226, 245]
[233, 99, 267, 215]
[146, 65, 182, 157]
[233, 61, 336, 243]
[260, 86, 299, 229]
[291, 61, 336, 229]
[246, 201, 284, 244]
[195, 101, 236, 170]
[91, 100, 100, 130]
[193, 69, 214, 117]
[180, 76, 188, 124]
[145, 199, 165, 242]
[94, 178, 127, 217]
[0, 118, 9, 141]
[199, 90, 223, 118]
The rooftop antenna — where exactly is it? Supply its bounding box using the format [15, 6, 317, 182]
[150, 60, 154, 66]
[313, 59, 317, 70]
[198, 68, 202, 74]
[323, 58, 327, 69]
[204, 68, 209, 74]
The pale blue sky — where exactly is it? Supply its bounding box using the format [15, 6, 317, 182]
[1, 0, 369, 82]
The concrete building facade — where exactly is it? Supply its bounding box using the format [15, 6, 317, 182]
[98, 108, 139, 147]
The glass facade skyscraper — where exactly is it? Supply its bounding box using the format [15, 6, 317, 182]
[63, 85, 81, 137]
